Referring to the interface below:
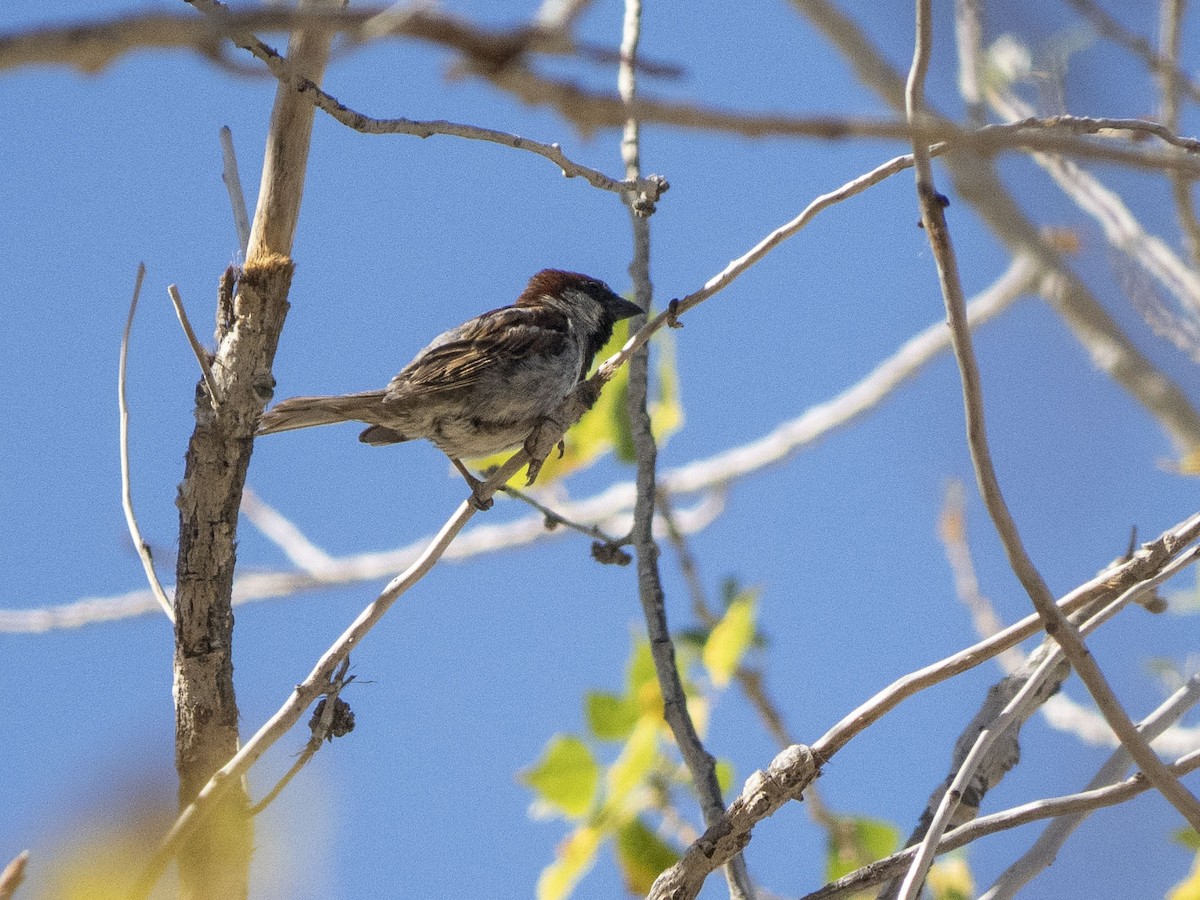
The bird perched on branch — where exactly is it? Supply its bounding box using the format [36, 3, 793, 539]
[257, 269, 643, 509]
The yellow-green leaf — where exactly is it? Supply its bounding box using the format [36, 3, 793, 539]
[585, 691, 639, 742]
[714, 759, 736, 796]
[702, 590, 759, 687]
[825, 815, 901, 882]
[1176, 828, 1200, 851]
[1170, 850, 1200, 900]
[521, 735, 600, 819]
[615, 817, 681, 895]
[607, 717, 660, 807]
[627, 637, 657, 697]
[537, 825, 602, 900]
[928, 853, 974, 900]
[650, 330, 683, 443]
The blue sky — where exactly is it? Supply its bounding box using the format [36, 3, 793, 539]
[3, 1, 1200, 898]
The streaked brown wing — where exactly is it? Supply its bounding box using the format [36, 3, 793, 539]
[383, 305, 571, 401]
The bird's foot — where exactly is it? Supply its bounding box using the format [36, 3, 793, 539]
[451, 458, 493, 511]
[523, 420, 567, 486]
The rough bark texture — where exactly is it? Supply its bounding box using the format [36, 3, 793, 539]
[173, 255, 293, 898]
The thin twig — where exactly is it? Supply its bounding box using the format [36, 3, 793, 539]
[167, 284, 222, 411]
[1064, 0, 1200, 106]
[241, 486, 336, 576]
[182, 0, 668, 207]
[119, 263, 174, 623]
[220, 125, 251, 257]
[805, 747, 1200, 900]
[982, 668, 1200, 899]
[1158, 0, 1200, 269]
[498, 484, 628, 554]
[248, 658, 354, 815]
[989, 89, 1200, 322]
[907, 6, 1200, 891]
[0, 851, 29, 900]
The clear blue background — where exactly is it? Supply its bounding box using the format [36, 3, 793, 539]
[3, 1, 1199, 897]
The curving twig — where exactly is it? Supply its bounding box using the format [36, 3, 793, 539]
[119, 263, 174, 623]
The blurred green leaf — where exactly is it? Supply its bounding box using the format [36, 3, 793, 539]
[607, 718, 660, 807]
[585, 691, 639, 742]
[1169, 850, 1200, 900]
[1176, 828, 1200, 851]
[521, 735, 600, 819]
[615, 817, 681, 895]
[702, 590, 759, 687]
[537, 824, 602, 900]
[627, 637, 657, 697]
[928, 853, 974, 900]
[715, 759, 736, 796]
[825, 816, 901, 883]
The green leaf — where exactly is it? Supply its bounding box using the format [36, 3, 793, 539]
[825, 816, 901, 882]
[537, 825, 602, 900]
[585, 691, 639, 742]
[702, 590, 759, 687]
[615, 817, 681, 895]
[650, 330, 684, 444]
[1175, 828, 1200, 851]
[1169, 850, 1200, 900]
[928, 853, 974, 900]
[627, 637, 657, 697]
[607, 717, 660, 807]
[521, 735, 600, 819]
[714, 759, 736, 796]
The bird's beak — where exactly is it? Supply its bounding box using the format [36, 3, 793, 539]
[608, 295, 645, 321]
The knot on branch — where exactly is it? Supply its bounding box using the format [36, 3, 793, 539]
[629, 173, 671, 216]
[310, 695, 355, 741]
[591, 541, 632, 566]
[738, 743, 817, 815]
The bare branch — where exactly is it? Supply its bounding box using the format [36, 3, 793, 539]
[119, 263, 174, 623]
[219, 126, 251, 257]
[167, 284, 222, 411]
[806, 747, 1200, 900]
[990, 90, 1200, 322]
[0, 851, 29, 900]
[982, 673, 1200, 899]
[248, 658, 354, 816]
[241, 487, 336, 576]
[617, 0, 752, 895]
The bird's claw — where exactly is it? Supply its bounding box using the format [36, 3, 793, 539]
[452, 458, 494, 511]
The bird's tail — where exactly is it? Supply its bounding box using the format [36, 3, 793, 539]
[257, 391, 389, 435]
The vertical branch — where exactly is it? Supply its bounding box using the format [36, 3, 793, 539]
[171, 3, 342, 898]
[905, 1, 1200, 879]
[617, 1, 753, 897]
[1158, 0, 1200, 267]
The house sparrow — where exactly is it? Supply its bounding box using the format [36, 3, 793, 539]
[257, 269, 643, 508]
